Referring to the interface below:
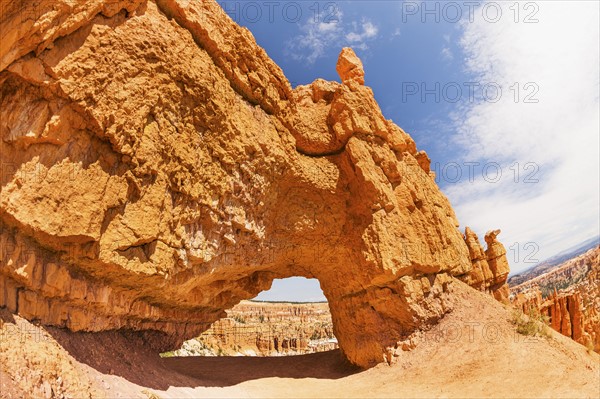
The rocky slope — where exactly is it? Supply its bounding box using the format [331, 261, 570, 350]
[0, 0, 512, 368]
[512, 246, 600, 352]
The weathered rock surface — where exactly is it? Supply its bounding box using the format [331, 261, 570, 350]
[336, 47, 365, 85]
[0, 0, 504, 367]
[458, 228, 510, 303]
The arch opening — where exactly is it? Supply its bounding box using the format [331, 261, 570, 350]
[161, 277, 339, 358]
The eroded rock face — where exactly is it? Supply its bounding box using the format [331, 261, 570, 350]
[512, 246, 600, 352]
[458, 228, 510, 303]
[336, 47, 365, 86]
[1, 0, 493, 367]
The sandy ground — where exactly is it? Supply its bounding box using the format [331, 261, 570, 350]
[1, 281, 599, 398]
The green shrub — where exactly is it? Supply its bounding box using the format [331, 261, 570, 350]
[141, 389, 162, 399]
[585, 340, 595, 354]
[512, 309, 551, 338]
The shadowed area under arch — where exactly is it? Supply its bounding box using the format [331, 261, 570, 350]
[41, 320, 358, 390]
[161, 350, 359, 387]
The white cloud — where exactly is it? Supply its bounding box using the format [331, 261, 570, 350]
[287, 16, 378, 64]
[446, 2, 600, 273]
[346, 21, 378, 42]
[285, 14, 343, 64]
[441, 47, 454, 61]
[317, 21, 338, 33]
[441, 34, 453, 60]
[363, 21, 378, 38]
[345, 32, 362, 42]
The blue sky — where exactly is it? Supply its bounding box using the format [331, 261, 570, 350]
[220, 1, 600, 302]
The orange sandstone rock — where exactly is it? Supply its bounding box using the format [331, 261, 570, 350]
[0, 0, 483, 367]
[485, 230, 511, 285]
[336, 47, 365, 85]
[459, 228, 510, 303]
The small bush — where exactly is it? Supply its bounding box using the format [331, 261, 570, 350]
[585, 340, 595, 355]
[141, 389, 162, 399]
[512, 309, 551, 338]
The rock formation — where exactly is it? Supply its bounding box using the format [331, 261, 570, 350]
[170, 301, 337, 357]
[0, 0, 506, 367]
[511, 246, 594, 298]
[336, 48, 365, 85]
[512, 246, 600, 352]
[459, 228, 510, 302]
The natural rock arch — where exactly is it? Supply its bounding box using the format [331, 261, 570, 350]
[0, 0, 508, 368]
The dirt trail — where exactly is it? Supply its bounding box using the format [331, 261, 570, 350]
[1, 282, 598, 398]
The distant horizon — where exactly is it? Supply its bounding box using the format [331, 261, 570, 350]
[507, 235, 599, 277]
[248, 299, 328, 304]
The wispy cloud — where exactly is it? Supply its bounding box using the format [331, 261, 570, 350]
[445, 2, 599, 272]
[285, 16, 343, 64]
[346, 20, 378, 43]
[441, 47, 454, 61]
[441, 34, 453, 61]
[286, 15, 379, 63]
